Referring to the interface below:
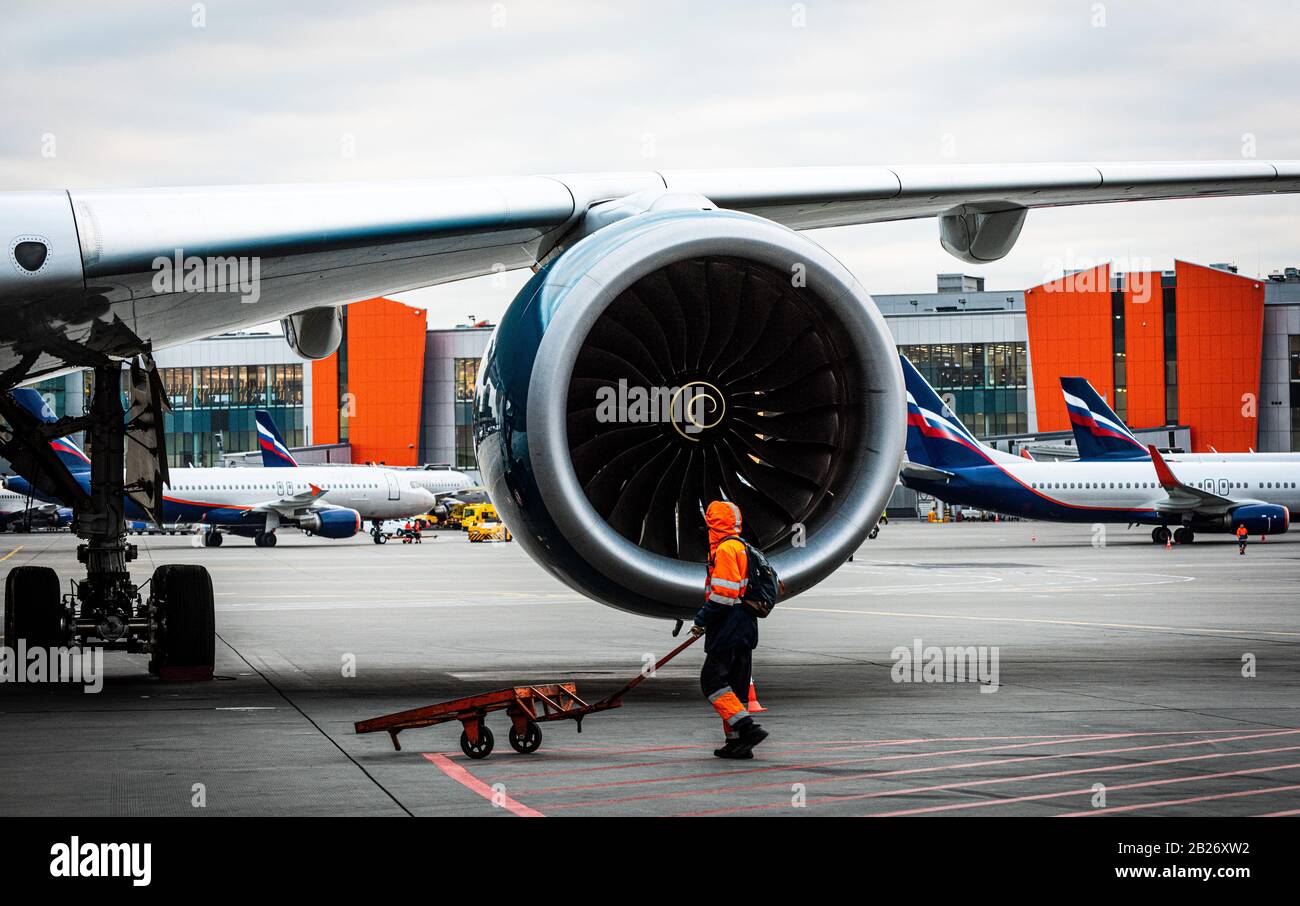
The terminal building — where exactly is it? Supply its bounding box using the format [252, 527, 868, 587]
[14, 259, 1300, 479]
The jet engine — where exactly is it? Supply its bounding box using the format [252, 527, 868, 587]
[474, 207, 904, 619]
[1224, 504, 1289, 535]
[298, 507, 362, 539]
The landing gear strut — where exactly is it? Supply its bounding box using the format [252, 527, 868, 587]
[370, 519, 388, 544]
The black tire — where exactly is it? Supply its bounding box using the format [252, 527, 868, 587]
[204, 531, 223, 548]
[868, 525, 880, 540]
[1152, 526, 1171, 544]
[508, 720, 542, 754]
[3, 565, 65, 648]
[263, 532, 276, 548]
[376, 532, 387, 544]
[1174, 527, 1195, 545]
[459, 724, 495, 759]
[150, 564, 215, 680]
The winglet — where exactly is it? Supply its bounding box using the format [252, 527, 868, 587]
[1147, 444, 1179, 488]
[1020, 448, 1033, 460]
[309, 483, 324, 496]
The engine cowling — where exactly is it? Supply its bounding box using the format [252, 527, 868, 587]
[1226, 504, 1290, 535]
[299, 507, 362, 539]
[474, 208, 904, 619]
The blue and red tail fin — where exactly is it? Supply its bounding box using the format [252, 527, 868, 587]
[6, 388, 91, 473]
[255, 410, 298, 467]
[901, 355, 1007, 470]
[1059, 377, 1149, 460]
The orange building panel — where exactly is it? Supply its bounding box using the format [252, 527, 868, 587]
[1122, 271, 1165, 429]
[310, 353, 339, 446]
[1173, 261, 1263, 453]
[1025, 263, 1113, 432]
[343, 297, 427, 466]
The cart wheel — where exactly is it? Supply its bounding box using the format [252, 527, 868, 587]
[460, 724, 495, 759]
[508, 720, 543, 754]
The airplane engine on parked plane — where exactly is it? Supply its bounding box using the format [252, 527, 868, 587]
[299, 508, 363, 539]
[1224, 504, 1290, 536]
[474, 207, 905, 619]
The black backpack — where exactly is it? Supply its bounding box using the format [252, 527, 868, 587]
[721, 535, 784, 618]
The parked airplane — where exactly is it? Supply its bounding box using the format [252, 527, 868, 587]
[1, 160, 1297, 676]
[1061, 376, 1300, 462]
[253, 410, 474, 539]
[4, 397, 466, 547]
[899, 356, 1294, 544]
[0, 487, 70, 532]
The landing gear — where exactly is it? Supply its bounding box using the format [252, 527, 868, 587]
[254, 531, 277, 548]
[203, 530, 224, 548]
[3, 565, 68, 648]
[1151, 526, 1171, 544]
[370, 520, 387, 544]
[0, 356, 214, 680]
[1173, 526, 1195, 545]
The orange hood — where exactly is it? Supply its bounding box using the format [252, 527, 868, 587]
[706, 500, 742, 548]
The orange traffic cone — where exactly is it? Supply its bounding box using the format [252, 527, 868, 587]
[746, 677, 766, 713]
[1165, 537, 1172, 550]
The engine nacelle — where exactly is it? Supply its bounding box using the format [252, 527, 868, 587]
[474, 208, 904, 619]
[281, 306, 343, 360]
[1225, 504, 1290, 535]
[299, 507, 362, 539]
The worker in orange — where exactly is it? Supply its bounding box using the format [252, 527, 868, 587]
[1236, 523, 1249, 555]
[690, 501, 768, 759]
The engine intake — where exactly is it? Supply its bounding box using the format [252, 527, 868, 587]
[475, 209, 904, 618]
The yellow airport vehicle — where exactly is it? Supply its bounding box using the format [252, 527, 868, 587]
[459, 503, 500, 531]
[468, 523, 512, 543]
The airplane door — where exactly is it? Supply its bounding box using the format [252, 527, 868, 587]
[276, 480, 285, 496]
[1218, 478, 1229, 496]
[385, 472, 399, 501]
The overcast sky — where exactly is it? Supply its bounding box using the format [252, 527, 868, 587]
[3, 0, 1298, 327]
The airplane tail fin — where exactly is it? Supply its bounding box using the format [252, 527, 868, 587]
[255, 410, 299, 467]
[1059, 377, 1148, 460]
[900, 355, 1009, 470]
[6, 389, 91, 473]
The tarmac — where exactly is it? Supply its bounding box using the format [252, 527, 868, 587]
[1, 519, 1297, 817]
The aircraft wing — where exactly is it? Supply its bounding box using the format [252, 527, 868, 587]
[250, 483, 329, 516]
[3, 161, 1299, 380]
[1148, 444, 1237, 515]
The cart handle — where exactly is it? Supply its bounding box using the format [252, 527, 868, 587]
[599, 631, 701, 707]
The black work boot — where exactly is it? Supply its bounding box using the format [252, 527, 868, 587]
[733, 721, 769, 755]
[714, 739, 754, 759]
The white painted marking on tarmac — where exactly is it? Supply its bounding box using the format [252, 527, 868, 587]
[215, 706, 276, 711]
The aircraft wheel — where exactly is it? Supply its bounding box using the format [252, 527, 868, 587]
[1174, 527, 1195, 544]
[149, 564, 215, 681]
[4, 565, 66, 648]
[204, 531, 224, 548]
[375, 532, 387, 544]
[868, 525, 880, 540]
[1152, 526, 1171, 544]
[254, 532, 277, 548]
[508, 720, 543, 754]
[460, 724, 495, 759]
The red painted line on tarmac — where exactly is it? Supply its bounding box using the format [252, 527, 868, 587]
[423, 753, 545, 817]
[630, 730, 1300, 816]
[868, 761, 1300, 816]
[680, 740, 1300, 817]
[1059, 782, 1300, 817]
[527, 733, 1128, 797]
